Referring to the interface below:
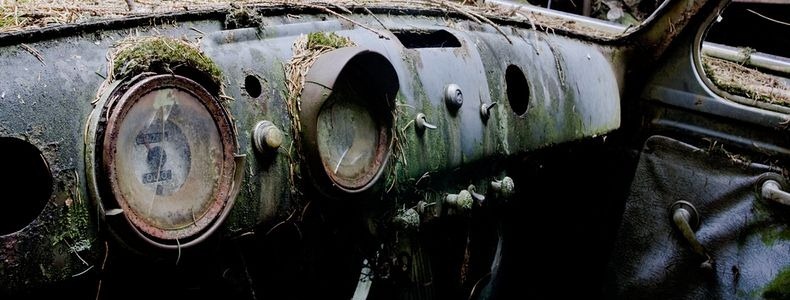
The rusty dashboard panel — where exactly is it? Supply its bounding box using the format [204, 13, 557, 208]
[0, 6, 622, 292]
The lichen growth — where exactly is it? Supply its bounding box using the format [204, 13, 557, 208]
[111, 36, 223, 84]
[393, 207, 420, 229]
[763, 267, 790, 300]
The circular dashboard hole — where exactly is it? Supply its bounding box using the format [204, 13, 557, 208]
[0, 137, 52, 235]
[506, 65, 530, 116]
[245, 75, 262, 98]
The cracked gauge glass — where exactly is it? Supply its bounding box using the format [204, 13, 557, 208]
[316, 82, 382, 190]
[103, 76, 231, 241]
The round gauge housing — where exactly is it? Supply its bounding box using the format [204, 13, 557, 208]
[316, 79, 386, 189]
[101, 75, 236, 241]
[301, 48, 398, 195]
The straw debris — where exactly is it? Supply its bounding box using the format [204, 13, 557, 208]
[0, 1, 625, 39]
[283, 31, 354, 195]
[703, 55, 790, 106]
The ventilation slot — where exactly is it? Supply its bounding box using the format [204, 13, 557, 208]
[393, 30, 461, 49]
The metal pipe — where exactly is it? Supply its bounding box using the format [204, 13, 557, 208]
[487, 0, 629, 34]
[761, 180, 790, 206]
[702, 42, 790, 75]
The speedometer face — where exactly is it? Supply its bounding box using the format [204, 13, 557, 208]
[316, 89, 380, 188]
[103, 76, 231, 240]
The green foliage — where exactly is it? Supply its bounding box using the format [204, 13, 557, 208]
[306, 32, 352, 50]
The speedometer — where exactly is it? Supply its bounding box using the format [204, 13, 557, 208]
[101, 75, 236, 241]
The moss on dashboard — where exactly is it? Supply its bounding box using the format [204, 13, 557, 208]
[112, 36, 223, 84]
[763, 267, 790, 300]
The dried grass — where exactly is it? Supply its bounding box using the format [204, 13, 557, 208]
[0, 0, 622, 39]
[703, 55, 790, 106]
[282, 32, 354, 195]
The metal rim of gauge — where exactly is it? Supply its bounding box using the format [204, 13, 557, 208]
[101, 75, 237, 241]
[299, 47, 399, 195]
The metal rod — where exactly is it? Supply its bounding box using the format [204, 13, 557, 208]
[761, 180, 790, 206]
[487, 0, 628, 34]
[672, 208, 706, 257]
[702, 42, 790, 75]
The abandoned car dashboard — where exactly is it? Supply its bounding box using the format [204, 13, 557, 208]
[0, 0, 787, 299]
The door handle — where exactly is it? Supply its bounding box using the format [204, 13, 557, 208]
[670, 201, 713, 269]
[761, 179, 790, 206]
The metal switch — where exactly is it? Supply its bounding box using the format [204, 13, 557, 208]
[670, 201, 712, 268]
[480, 102, 497, 120]
[446, 190, 473, 211]
[415, 113, 437, 131]
[490, 176, 514, 199]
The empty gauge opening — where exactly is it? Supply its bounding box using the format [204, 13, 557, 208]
[315, 55, 395, 190]
[506, 65, 530, 116]
[301, 48, 399, 194]
[0, 137, 52, 235]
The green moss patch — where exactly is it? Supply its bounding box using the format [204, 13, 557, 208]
[763, 267, 790, 300]
[306, 32, 352, 50]
[112, 36, 222, 85]
[760, 225, 790, 246]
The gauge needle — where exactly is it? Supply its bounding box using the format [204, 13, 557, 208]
[148, 106, 166, 214]
[334, 147, 350, 174]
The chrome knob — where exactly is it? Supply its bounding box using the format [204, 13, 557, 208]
[253, 120, 283, 153]
[415, 113, 437, 131]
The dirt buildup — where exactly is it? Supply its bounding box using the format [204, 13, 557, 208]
[225, 6, 264, 29]
[111, 36, 223, 85]
[703, 55, 790, 106]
